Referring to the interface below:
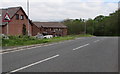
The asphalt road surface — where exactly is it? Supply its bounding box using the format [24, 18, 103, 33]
[2, 37, 118, 73]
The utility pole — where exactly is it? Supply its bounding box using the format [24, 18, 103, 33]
[92, 21, 94, 35]
[27, 0, 30, 36]
[118, 1, 120, 10]
[84, 20, 86, 34]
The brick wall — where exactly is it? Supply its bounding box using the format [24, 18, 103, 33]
[2, 9, 32, 36]
[62, 28, 67, 36]
[2, 25, 7, 35]
[32, 24, 41, 36]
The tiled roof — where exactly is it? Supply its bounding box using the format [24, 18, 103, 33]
[33, 22, 67, 28]
[0, 7, 22, 25]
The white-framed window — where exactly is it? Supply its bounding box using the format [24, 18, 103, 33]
[20, 15, 24, 20]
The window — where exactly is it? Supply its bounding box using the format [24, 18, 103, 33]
[16, 14, 19, 20]
[21, 15, 24, 20]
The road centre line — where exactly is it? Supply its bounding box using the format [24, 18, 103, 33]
[2, 37, 87, 54]
[73, 43, 90, 51]
[8, 54, 59, 74]
[2, 37, 84, 54]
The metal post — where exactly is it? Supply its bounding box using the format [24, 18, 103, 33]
[7, 22, 8, 35]
[6, 9, 9, 35]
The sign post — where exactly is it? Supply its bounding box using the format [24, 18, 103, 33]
[7, 22, 8, 35]
[2, 13, 11, 35]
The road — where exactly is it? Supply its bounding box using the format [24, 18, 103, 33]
[2, 37, 118, 73]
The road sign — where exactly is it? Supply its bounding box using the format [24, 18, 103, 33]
[2, 13, 11, 22]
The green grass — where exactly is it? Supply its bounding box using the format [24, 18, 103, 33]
[2, 34, 93, 47]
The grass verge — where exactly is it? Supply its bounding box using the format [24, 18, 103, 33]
[2, 34, 93, 48]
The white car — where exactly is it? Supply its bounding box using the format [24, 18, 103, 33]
[43, 35, 53, 39]
[35, 34, 44, 39]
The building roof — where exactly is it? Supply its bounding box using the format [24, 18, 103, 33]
[1, 7, 21, 19]
[0, 7, 28, 26]
[33, 22, 67, 28]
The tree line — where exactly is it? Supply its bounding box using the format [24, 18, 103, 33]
[63, 9, 120, 36]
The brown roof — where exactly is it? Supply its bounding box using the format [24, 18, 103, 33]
[1, 7, 21, 19]
[33, 22, 67, 28]
[0, 7, 28, 25]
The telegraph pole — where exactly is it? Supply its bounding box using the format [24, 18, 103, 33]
[118, 1, 120, 10]
[84, 20, 86, 34]
[92, 21, 94, 35]
[27, 0, 30, 36]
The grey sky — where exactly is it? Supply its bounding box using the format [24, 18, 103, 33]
[0, 0, 119, 22]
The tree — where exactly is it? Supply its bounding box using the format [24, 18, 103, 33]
[63, 19, 85, 35]
[94, 15, 105, 22]
[63, 9, 119, 36]
[86, 19, 94, 35]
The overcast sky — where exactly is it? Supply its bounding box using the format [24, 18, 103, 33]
[0, 0, 119, 22]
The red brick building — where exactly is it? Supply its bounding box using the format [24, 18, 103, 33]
[0, 7, 67, 36]
[0, 7, 33, 36]
[33, 22, 67, 36]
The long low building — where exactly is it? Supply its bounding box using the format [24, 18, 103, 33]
[0, 7, 67, 36]
[33, 22, 67, 36]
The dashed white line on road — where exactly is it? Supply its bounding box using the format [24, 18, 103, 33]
[2, 37, 85, 54]
[73, 43, 90, 51]
[8, 54, 59, 73]
[94, 40, 100, 43]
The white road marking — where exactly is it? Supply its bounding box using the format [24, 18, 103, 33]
[2, 37, 84, 54]
[2, 43, 58, 54]
[73, 43, 90, 50]
[94, 40, 100, 43]
[2, 46, 42, 54]
[9, 54, 59, 73]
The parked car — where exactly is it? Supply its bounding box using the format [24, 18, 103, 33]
[43, 35, 53, 39]
[35, 34, 44, 39]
